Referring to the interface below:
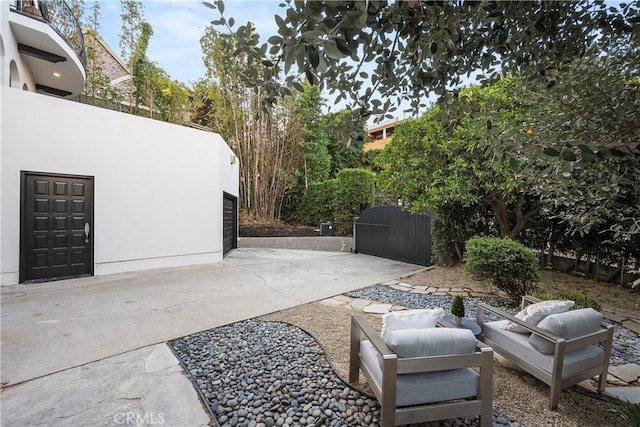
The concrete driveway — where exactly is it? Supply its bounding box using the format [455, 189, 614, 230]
[1, 248, 419, 387]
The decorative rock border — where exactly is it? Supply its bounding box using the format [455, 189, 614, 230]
[172, 320, 525, 427]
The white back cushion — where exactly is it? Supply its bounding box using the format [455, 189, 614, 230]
[503, 300, 574, 333]
[381, 308, 443, 342]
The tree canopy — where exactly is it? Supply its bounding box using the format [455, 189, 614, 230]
[201, 0, 639, 245]
[378, 73, 639, 264]
[205, 0, 639, 118]
[519, 38, 640, 241]
[377, 77, 539, 240]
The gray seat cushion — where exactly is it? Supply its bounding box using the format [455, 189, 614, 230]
[360, 340, 479, 407]
[482, 320, 604, 379]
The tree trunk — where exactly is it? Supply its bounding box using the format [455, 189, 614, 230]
[485, 191, 539, 240]
[546, 238, 556, 267]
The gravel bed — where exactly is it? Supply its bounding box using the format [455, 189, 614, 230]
[345, 285, 640, 365]
[344, 285, 503, 321]
[171, 284, 637, 427]
[172, 320, 525, 427]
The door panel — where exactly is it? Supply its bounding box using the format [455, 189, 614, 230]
[222, 193, 237, 255]
[21, 172, 94, 282]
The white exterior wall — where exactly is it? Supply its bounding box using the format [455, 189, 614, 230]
[1, 4, 35, 90]
[1, 87, 239, 285]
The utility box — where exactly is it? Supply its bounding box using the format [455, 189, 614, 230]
[320, 222, 335, 236]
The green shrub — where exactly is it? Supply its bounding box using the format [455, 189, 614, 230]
[293, 180, 336, 226]
[532, 290, 602, 311]
[464, 236, 540, 304]
[334, 168, 376, 235]
[280, 184, 303, 224]
[563, 291, 602, 311]
[616, 399, 640, 427]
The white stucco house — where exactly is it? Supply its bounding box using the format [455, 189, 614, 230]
[1, 0, 240, 286]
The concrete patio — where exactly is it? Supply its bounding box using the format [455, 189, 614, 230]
[1, 248, 420, 426]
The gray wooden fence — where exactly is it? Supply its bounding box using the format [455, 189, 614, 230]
[354, 206, 434, 266]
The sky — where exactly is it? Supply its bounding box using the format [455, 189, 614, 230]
[95, 0, 282, 85]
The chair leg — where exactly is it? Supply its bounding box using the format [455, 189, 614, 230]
[348, 353, 360, 383]
[598, 327, 613, 393]
[596, 372, 607, 392]
[349, 317, 361, 383]
[479, 349, 493, 427]
[479, 391, 492, 427]
[381, 357, 397, 427]
[549, 383, 560, 410]
[380, 409, 395, 427]
[549, 344, 565, 410]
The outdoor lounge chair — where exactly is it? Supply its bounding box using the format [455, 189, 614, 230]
[349, 314, 493, 427]
[476, 296, 614, 410]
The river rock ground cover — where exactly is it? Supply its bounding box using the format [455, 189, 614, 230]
[173, 265, 638, 427]
[172, 319, 523, 427]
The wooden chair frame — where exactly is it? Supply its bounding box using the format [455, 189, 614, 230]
[349, 315, 493, 427]
[476, 296, 614, 410]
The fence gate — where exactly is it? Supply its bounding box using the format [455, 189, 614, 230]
[355, 206, 433, 266]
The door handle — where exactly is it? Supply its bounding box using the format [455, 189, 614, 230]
[84, 222, 91, 243]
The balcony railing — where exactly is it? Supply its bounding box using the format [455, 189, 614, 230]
[10, 0, 86, 67]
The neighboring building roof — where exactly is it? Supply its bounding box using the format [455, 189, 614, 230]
[82, 29, 130, 85]
[81, 28, 156, 114]
[364, 118, 410, 152]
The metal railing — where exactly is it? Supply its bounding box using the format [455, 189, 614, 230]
[77, 94, 165, 121]
[10, 0, 86, 67]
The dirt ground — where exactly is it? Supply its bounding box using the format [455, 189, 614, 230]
[240, 223, 319, 237]
[403, 265, 639, 315]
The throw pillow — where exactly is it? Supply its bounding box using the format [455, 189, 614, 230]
[529, 308, 604, 354]
[386, 327, 477, 358]
[502, 300, 575, 333]
[381, 308, 443, 342]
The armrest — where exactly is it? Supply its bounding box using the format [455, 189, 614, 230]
[437, 318, 455, 328]
[351, 314, 395, 357]
[475, 341, 494, 352]
[349, 315, 397, 387]
[477, 302, 529, 329]
[397, 349, 491, 374]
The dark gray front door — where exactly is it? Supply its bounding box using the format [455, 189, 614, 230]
[21, 172, 94, 283]
[222, 193, 237, 255]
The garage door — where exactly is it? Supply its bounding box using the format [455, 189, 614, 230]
[223, 193, 237, 255]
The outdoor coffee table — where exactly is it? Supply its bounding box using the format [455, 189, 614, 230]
[440, 315, 482, 337]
